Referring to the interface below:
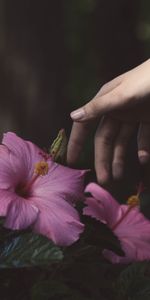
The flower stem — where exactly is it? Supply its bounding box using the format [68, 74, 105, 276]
[111, 206, 133, 231]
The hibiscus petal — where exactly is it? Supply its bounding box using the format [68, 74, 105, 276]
[5, 196, 39, 230]
[32, 163, 86, 204]
[2, 132, 48, 180]
[32, 196, 84, 246]
[103, 237, 150, 264]
[84, 183, 120, 227]
[0, 190, 14, 216]
[84, 183, 150, 263]
[83, 197, 107, 224]
[0, 145, 17, 189]
[0, 132, 85, 246]
[115, 205, 150, 241]
[102, 249, 130, 264]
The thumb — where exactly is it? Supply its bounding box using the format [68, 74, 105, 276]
[70, 85, 125, 122]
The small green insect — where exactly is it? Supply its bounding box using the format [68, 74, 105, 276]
[50, 129, 68, 164]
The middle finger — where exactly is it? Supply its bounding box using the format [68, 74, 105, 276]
[95, 116, 120, 185]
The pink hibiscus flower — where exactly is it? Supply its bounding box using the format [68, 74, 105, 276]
[0, 132, 86, 246]
[83, 183, 150, 264]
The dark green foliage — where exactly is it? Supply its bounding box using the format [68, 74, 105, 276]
[116, 262, 150, 300]
[1, 201, 150, 299]
[0, 0, 150, 299]
[31, 280, 88, 300]
[0, 231, 63, 268]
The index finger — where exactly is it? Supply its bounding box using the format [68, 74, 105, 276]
[67, 121, 94, 166]
[67, 74, 125, 166]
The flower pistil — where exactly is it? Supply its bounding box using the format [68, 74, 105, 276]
[16, 160, 49, 198]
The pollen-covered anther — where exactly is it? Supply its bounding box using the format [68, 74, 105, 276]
[34, 161, 49, 176]
[127, 195, 140, 207]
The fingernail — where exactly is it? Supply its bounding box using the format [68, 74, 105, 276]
[70, 108, 85, 121]
[138, 150, 150, 164]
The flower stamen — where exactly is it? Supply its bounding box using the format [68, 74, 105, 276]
[16, 161, 49, 198]
[34, 161, 49, 176]
[127, 195, 140, 207]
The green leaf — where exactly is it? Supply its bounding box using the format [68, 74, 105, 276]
[116, 262, 150, 300]
[0, 232, 63, 268]
[50, 129, 68, 163]
[31, 280, 88, 300]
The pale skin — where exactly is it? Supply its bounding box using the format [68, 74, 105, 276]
[67, 59, 150, 185]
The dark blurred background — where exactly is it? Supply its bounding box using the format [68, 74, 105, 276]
[0, 0, 149, 174]
[0, 3, 150, 298]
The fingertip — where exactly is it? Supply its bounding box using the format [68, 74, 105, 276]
[112, 162, 124, 180]
[96, 169, 110, 186]
[70, 108, 85, 121]
[138, 150, 150, 165]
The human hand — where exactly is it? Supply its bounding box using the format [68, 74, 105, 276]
[67, 59, 150, 185]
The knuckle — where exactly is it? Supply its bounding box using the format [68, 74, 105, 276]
[100, 135, 113, 146]
[116, 83, 135, 103]
[100, 82, 110, 93]
[95, 128, 114, 145]
[95, 135, 111, 147]
[84, 99, 99, 118]
[95, 122, 116, 145]
[112, 85, 129, 103]
[113, 88, 124, 101]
